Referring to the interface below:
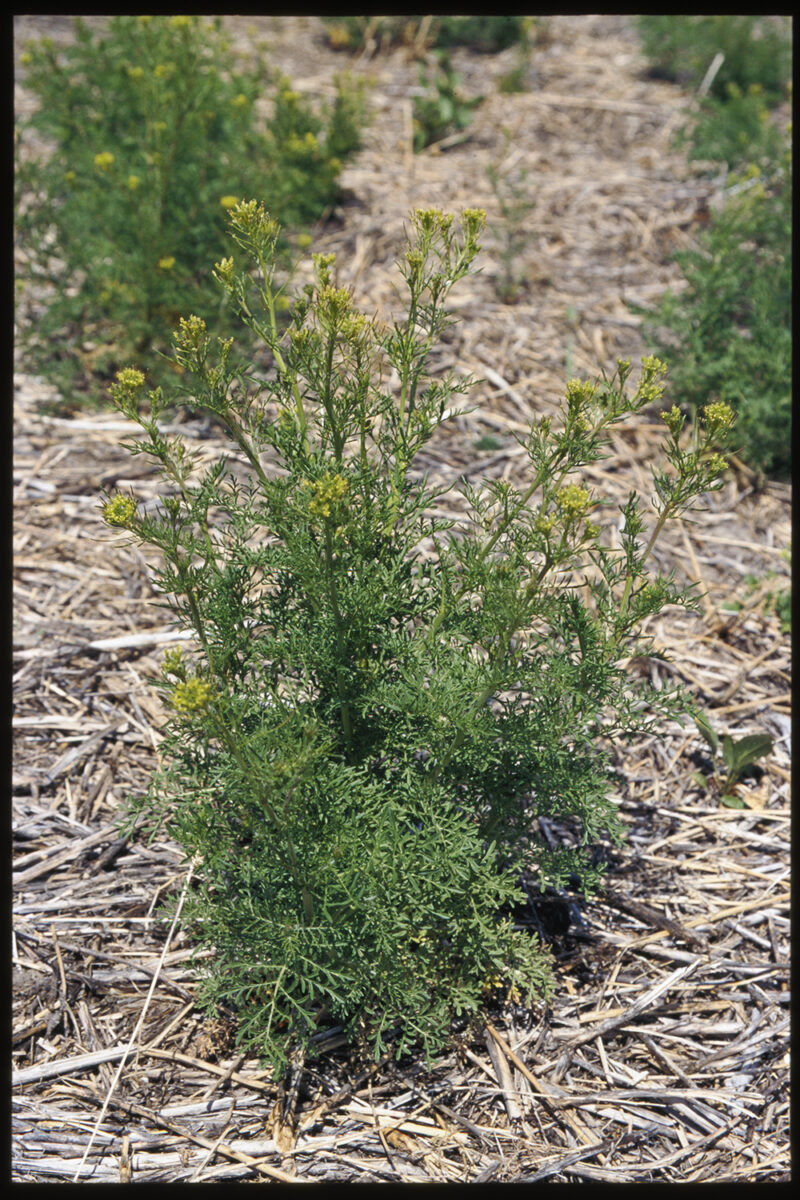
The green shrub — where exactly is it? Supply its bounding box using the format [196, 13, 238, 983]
[680, 82, 788, 171]
[431, 16, 529, 53]
[15, 15, 366, 406]
[325, 14, 530, 55]
[109, 202, 733, 1075]
[638, 144, 791, 478]
[637, 16, 791, 107]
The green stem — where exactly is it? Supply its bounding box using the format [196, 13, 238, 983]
[616, 504, 671, 632]
[324, 521, 354, 756]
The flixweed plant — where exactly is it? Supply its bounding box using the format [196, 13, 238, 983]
[487, 142, 536, 303]
[105, 202, 734, 1075]
[638, 140, 791, 478]
[15, 15, 366, 406]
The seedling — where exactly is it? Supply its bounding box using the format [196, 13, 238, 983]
[692, 712, 773, 807]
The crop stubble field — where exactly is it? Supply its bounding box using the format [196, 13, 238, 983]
[13, 15, 790, 1183]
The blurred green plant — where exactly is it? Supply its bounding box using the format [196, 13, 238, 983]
[487, 142, 536, 302]
[15, 15, 367, 407]
[325, 14, 530, 56]
[413, 51, 483, 151]
[637, 16, 791, 107]
[431, 15, 530, 53]
[720, 563, 792, 633]
[636, 144, 792, 478]
[680, 82, 787, 171]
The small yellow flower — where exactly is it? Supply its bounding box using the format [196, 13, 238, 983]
[20, 52, 33, 66]
[93, 152, 114, 170]
[102, 493, 138, 529]
[153, 63, 172, 79]
[231, 92, 248, 108]
[127, 174, 141, 190]
[127, 65, 145, 79]
[64, 170, 76, 183]
[219, 195, 240, 209]
[157, 255, 176, 270]
[296, 232, 313, 249]
[168, 15, 192, 28]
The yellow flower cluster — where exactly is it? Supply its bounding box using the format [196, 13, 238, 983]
[115, 367, 146, 391]
[460, 207, 486, 239]
[556, 482, 591, 522]
[172, 677, 214, 716]
[174, 314, 208, 351]
[102, 493, 138, 528]
[307, 471, 349, 519]
[637, 355, 668, 405]
[287, 131, 318, 154]
[226, 199, 279, 245]
[661, 404, 686, 437]
[161, 646, 185, 679]
[701, 400, 735, 439]
[214, 256, 235, 285]
[94, 152, 114, 170]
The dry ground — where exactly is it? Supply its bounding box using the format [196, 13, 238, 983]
[13, 15, 790, 1182]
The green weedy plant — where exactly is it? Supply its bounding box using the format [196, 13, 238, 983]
[678, 82, 788, 173]
[638, 142, 791, 478]
[104, 201, 735, 1075]
[487, 142, 536, 303]
[324, 14, 530, 56]
[430, 15, 530, 54]
[15, 15, 366, 406]
[692, 713, 773, 808]
[636, 15, 792, 108]
[413, 52, 483, 151]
